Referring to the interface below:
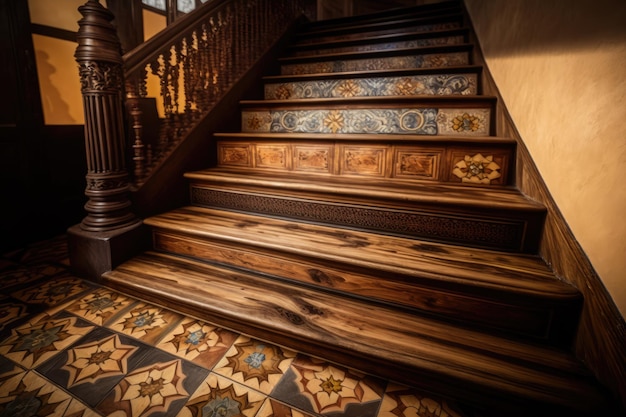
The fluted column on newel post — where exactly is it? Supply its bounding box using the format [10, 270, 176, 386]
[68, 0, 147, 281]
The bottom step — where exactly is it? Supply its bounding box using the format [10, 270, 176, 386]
[102, 251, 612, 416]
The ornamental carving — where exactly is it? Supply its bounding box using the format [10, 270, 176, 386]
[78, 61, 123, 92]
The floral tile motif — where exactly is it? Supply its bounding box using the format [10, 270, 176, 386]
[66, 287, 136, 326]
[271, 355, 386, 417]
[177, 372, 266, 417]
[212, 335, 297, 395]
[0, 312, 95, 369]
[36, 326, 152, 408]
[452, 154, 502, 184]
[0, 370, 99, 417]
[378, 383, 468, 417]
[95, 350, 209, 417]
[11, 275, 94, 307]
[264, 74, 477, 100]
[437, 109, 491, 136]
[281, 53, 469, 76]
[106, 301, 184, 346]
[156, 317, 239, 370]
[256, 398, 316, 417]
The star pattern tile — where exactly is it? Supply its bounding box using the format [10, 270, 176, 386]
[0, 235, 473, 417]
[213, 335, 297, 394]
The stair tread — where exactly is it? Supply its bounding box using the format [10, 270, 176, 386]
[297, 13, 465, 39]
[262, 65, 482, 83]
[102, 251, 604, 412]
[278, 43, 472, 64]
[185, 168, 540, 210]
[240, 94, 496, 107]
[213, 131, 512, 143]
[289, 27, 469, 50]
[144, 205, 571, 297]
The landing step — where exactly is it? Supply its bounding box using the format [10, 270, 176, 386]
[143, 205, 575, 343]
[101, 251, 607, 415]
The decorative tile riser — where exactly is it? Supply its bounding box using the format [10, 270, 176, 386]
[189, 187, 533, 252]
[296, 21, 463, 45]
[152, 232, 561, 341]
[289, 35, 466, 56]
[280, 52, 469, 75]
[242, 107, 491, 136]
[217, 141, 510, 186]
[265, 73, 478, 100]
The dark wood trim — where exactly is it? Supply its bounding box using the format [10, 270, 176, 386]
[461, 3, 626, 410]
[30, 23, 76, 42]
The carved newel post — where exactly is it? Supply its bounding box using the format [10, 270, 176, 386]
[68, 0, 146, 280]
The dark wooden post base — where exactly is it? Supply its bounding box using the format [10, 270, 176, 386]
[67, 221, 149, 282]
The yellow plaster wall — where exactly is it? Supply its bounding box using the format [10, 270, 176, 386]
[464, 0, 626, 317]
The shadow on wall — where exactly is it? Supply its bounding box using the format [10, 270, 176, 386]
[464, 0, 626, 56]
[36, 50, 75, 124]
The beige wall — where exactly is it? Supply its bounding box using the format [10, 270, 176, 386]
[464, 0, 626, 317]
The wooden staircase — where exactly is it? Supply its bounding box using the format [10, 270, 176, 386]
[102, 2, 616, 415]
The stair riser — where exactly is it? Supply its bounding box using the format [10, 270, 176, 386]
[242, 106, 492, 136]
[216, 141, 512, 186]
[265, 73, 478, 99]
[289, 35, 466, 57]
[281, 51, 470, 75]
[189, 186, 543, 253]
[296, 19, 464, 45]
[151, 231, 579, 343]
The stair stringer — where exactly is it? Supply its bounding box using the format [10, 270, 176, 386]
[460, 1, 626, 410]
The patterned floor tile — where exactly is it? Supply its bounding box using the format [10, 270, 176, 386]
[95, 347, 210, 417]
[155, 317, 239, 370]
[213, 335, 297, 395]
[11, 274, 95, 307]
[377, 383, 467, 417]
[271, 355, 386, 417]
[0, 298, 32, 335]
[256, 398, 316, 417]
[0, 311, 95, 369]
[106, 301, 184, 346]
[0, 263, 67, 290]
[66, 287, 136, 326]
[36, 326, 154, 408]
[177, 372, 267, 417]
[0, 369, 99, 417]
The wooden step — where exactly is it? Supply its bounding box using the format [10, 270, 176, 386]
[278, 44, 473, 75]
[240, 96, 494, 136]
[143, 205, 574, 344]
[295, 13, 466, 45]
[263, 66, 482, 99]
[301, 1, 463, 32]
[185, 167, 544, 252]
[101, 251, 609, 416]
[212, 133, 513, 186]
[286, 28, 470, 57]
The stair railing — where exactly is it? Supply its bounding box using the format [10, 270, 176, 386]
[123, 0, 314, 187]
[74, 0, 314, 233]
